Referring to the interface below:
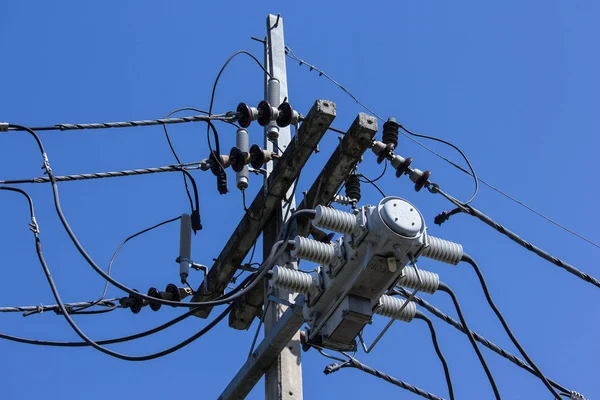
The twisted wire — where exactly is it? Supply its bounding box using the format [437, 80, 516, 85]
[0, 299, 120, 316]
[324, 357, 445, 400]
[394, 287, 570, 394]
[432, 186, 600, 289]
[10, 114, 233, 132]
[0, 162, 208, 185]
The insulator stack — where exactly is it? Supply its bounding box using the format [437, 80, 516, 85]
[391, 154, 413, 178]
[291, 236, 335, 265]
[276, 102, 299, 127]
[124, 290, 144, 314]
[147, 287, 162, 311]
[376, 295, 416, 322]
[421, 236, 463, 265]
[265, 78, 281, 140]
[235, 128, 249, 190]
[249, 144, 279, 169]
[229, 147, 251, 173]
[271, 266, 313, 294]
[344, 174, 361, 205]
[382, 117, 399, 150]
[236, 102, 258, 128]
[313, 205, 357, 235]
[398, 268, 440, 294]
[409, 168, 431, 192]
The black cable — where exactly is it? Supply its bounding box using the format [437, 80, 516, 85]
[435, 282, 501, 399]
[414, 311, 455, 400]
[9, 124, 290, 310]
[357, 173, 386, 197]
[324, 355, 445, 400]
[393, 287, 572, 395]
[460, 254, 562, 399]
[71, 216, 182, 314]
[432, 185, 600, 289]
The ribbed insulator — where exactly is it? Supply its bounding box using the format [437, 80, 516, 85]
[291, 236, 335, 265]
[271, 266, 313, 294]
[313, 205, 357, 235]
[376, 295, 416, 322]
[382, 117, 399, 149]
[332, 194, 355, 206]
[421, 236, 463, 265]
[345, 174, 361, 203]
[398, 268, 439, 294]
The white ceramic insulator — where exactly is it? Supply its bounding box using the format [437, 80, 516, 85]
[235, 128, 249, 190]
[376, 295, 416, 322]
[398, 268, 439, 294]
[291, 236, 335, 265]
[422, 236, 463, 265]
[313, 205, 357, 235]
[271, 266, 313, 294]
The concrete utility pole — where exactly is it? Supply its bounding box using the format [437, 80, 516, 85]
[261, 14, 303, 400]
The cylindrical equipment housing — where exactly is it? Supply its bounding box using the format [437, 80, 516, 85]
[179, 213, 192, 283]
[235, 128, 249, 190]
[421, 236, 463, 265]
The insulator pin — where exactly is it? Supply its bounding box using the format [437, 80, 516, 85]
[291, 236, 335, 265]
[421, 236, 463, 265]
[313, 205, 357, 235]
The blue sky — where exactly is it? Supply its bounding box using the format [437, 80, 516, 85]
[0, 1, 598, 399]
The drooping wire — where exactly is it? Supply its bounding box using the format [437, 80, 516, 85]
[285, 45, 600, 249]
[431, 185, 600, 289]
[460, 254, 562, 399]
[393, 287, 572, 395]
[9, 124, 289, 309]
[357, 173, 386, 197]
[71, 216, 182, 314]
[434, 283, 501, 399]
[414, 312, 455, 400]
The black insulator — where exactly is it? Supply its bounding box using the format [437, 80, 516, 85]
[216, 167, 228, 194]
[257, 100, 274, 126]
[191, 209, 202, 232]
[376, 143, 393, 164]
[129, 290, 143, 314]
[209, 151, 223, 176]
[382, 117, 399, 150]
[414, 170, 431, 192]
[147, 287, 162, 312]
[165, 283, 182, 302]
[229, 147, 247, 172]
[276, 102, 294, 127]
[345, 174, 362, 203]
[249, 144, 265, 169]
[237, 102, 253, 128]
[395, 157, 413, 178]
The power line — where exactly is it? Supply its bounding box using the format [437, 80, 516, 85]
[7, 114, 233, 132]
[0, 299, 120, 316]
[460, 254, 561, 399]
[414, 312, 455, 400]
[432, 185, 600, 289]
[0, 161, 209, 185]
[285, 45, 599, 251]
[393, 287, 572, 395]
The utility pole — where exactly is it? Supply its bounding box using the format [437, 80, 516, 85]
[262, 14, 303, 400]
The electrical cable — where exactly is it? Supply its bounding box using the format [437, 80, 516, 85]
[0, 161, 209, 185]
[9, 124, 292, 309]
[8, 114, 233, 132]
[0, 299, 119, 316]
[357, 173, 386, 197]
[71, 216, 182, 314]
[431, 185, 600, 289]
[323, 353, 445, 400]
[393, 287, 572, 394]
[286, 46, 600, 249]
[460, 254, 562, 399]
[434, 283, 501, 399]
[414, 311, 455, 400]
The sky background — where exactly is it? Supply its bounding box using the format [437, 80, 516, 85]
[0, 1, 598, 399]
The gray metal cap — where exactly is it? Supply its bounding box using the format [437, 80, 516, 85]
[378, 197, 422, 237]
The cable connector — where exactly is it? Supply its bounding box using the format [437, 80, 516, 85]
[324, 362, 345, 375]
[434, 208, 462, 226]
[29, 217, 40, 236]
[0, 122, 8, 132]
[191, 209, 202, 232]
